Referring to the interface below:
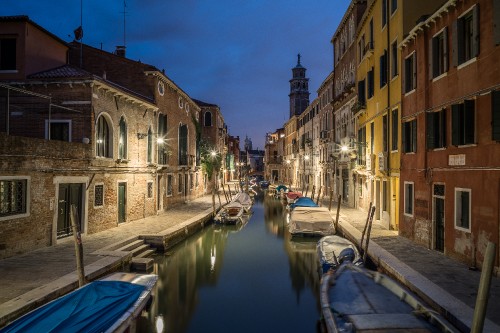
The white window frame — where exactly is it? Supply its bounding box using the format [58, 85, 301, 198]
[454, 187, 471, 232]
[94, 183, 104, 209]
[0, 176, 30, 221]
[404, 181, 414, 217]
[45, 119, 72, 142]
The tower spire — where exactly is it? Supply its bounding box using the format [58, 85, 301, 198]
[297, 53, 301, 66]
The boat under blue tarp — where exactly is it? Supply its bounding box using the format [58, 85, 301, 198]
[275, 185, 287, 193]
[0, 280, 146, 333]
[289, 196, 318, 209]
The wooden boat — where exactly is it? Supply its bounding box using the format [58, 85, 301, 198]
[0, 272, 158, 333]
[320, 263, 459, 333]
[287, 196, 318, 210]
[286, 191, 302, 204]
[317, 235, 363, 274]
[288, 206, 336, 237]
[214, 201, 244, 224]
[231, 192, 253, 213]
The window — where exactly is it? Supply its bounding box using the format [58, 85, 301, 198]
[451, 100, 475, 146]
[431, 28, 448, 78]
[357, 79, 366, 106]
[145, 182, 153, 198]
[380, 49, 388, 88]
[0, 38, 16, 70]
[158, 114, 168, 165]
[47, 120, 70, 142]
[147, 127, 152, 164]
[0, 178, 28, 218]
[404, 182, 414, 216]
[402, 119, 417, 153]
[179, 124, 188, 165]
[94, 184, 104, 207]
[359, 34, 365, 60]
[493, 91, 500, 141]
[370, 122, 374, 153]
[381, 0, 388, 28]
[204, 111, 212, 127]
[369, 19, 374, 49]
[455, 188, 471, 231]
[453, 6, 479, 66]
[357, 126, 366, 166]
[367, 68, 374, 98]
[167, 175, 173, 196]
[118, 116, 127, 159]
[391, 108, 398, 151]
[404, 52, 417, 93]
[178, 174, 183, 193]
[96, 115, 111, 158]
[391, 40, 398, 78]
[391, 0, 397, 14]
[426, 109, 447, 149]
[383, 114, 388, 152]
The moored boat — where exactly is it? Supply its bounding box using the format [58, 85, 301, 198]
[320, 262, 459, 333]
[286, 191, 302, 204]
[214, 201, 244, 224]
[288, 206, 336, 237]
[288, 196, 319, 210]
[0, 272, 158, 333]
[231, 192, 253, 213]
[317, 235, 363, 274]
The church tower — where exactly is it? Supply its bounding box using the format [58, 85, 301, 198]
[288, 54, 310, 118]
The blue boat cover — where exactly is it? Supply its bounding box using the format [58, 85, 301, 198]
[289, 197, 318, 209]
[275, 185, 287, 193]
[1, 281, 146, 333]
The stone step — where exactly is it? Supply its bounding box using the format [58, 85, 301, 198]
[134, 249, 156, 259]
[131, 257, 154, 272]
[130, 244, 152, 257]
[116, 239, 145, 252]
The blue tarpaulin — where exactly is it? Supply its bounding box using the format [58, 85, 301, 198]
[275, 185, 287, 193]
[289, 197, 318, 209]
[1, 281, 146, 333]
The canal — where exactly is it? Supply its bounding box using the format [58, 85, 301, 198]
[137, 190, 322, 333]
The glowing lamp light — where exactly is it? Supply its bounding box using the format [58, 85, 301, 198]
[155, 315, 164, 333]
[286, 159, 291, 164]
[157, 137, 164, 144]
[304, 155, 310, 161]
[341, 145, 349, 152]
[211, 151, 217, 157]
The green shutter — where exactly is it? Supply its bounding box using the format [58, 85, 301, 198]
[443, 27, 449, 72]
[451, 104, 460, 145]
[402, 122, 407, 153]
[452, 20, 458, 67]
[472, 5, 480, 58]
[492, 91, 500, 141]
[426, 112, 435, 150]
[412, 120, 417, 153]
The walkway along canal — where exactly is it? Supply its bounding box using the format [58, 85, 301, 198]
[137, 191, 323, 333]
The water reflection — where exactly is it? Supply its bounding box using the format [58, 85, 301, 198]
[138, 190, 322, 333]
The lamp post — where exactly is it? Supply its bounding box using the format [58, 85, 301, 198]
[304, 154, 310, 191]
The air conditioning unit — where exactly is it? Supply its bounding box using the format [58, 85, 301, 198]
[378, 152, 387, 172]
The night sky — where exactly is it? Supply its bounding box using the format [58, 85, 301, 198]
[1, 0, 350, 149]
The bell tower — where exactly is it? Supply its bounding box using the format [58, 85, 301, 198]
[289, 54, 310, 118]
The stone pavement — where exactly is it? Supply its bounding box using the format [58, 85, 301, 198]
[0, 188, 499, 332]
[328, 199, 500, 333]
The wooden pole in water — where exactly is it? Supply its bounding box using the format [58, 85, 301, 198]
[316, 186, 321, 205]
[360, 202, 373, 255]
[70, 205, 85, 287]
[222, 185, 229, 203]
[305, 184, 309, 197]
[471, 241, 496, 333]
[334, 195, 341, 231]
[311, 185, 316, 201]
[212, 188, 216, 216]
[227, 185, 233, 200]
[363, 206, 376, 263]
[328, 190, 334, 211]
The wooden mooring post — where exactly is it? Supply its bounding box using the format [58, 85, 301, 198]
[362, 206, 376, 263]
[328, 190, 334, 211]
[70, 205, 85, 287]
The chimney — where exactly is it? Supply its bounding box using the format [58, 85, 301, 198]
[115, 45, 126, 57]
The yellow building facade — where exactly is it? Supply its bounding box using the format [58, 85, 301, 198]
[356, 0, 401, 229]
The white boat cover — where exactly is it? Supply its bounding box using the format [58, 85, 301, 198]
[289, 206, 335, 236]
[232, 192, 253, 207]
[226, 201, 244, 209]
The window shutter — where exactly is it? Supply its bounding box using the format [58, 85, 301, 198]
[494, 0, 500, 45]
[443, 27, 449, 72]
[492, 91, 500, 141]
[402, 122, 407, 153]
[452, 20, 458, 67]
[457, 17, 465, 64]
[441, 109, 447, 147]
[465, 99, 475, 144]
[429, 38, 434, 79]
[412, 120, 417, 153]
[472, 5, 480, 58]
[402, 58, 407, 92]
[452, 104, 460, 145]
[426, 112, 435, 149]
[412, 53, 417, 89]
[462, 191, 470, 228]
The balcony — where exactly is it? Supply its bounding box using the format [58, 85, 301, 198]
[351, 101, 366, 115]
[363, 41, 374, 57]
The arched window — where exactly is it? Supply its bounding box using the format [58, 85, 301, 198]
[96, 115, 112, 157]
[204, 111, 212, 127]
[118, 116, 127, 159]
[179, 124, 188, 165]
[158, 114, 168, 165]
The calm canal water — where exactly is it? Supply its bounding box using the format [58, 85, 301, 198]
[137, 191, 322, 333]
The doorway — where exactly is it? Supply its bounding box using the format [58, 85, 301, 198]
[433, 184, 445, 252]
[57, 183, 83, 239]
